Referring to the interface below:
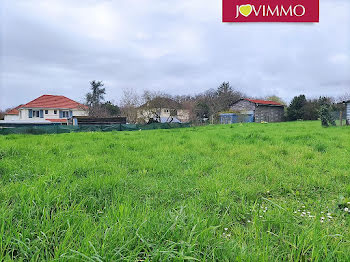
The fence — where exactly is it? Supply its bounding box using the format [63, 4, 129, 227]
[0, 122, 191, 135]
[220, 113, 254, 124]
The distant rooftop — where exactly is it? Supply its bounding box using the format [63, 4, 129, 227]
[21, 95, 88, 110]
[5, 104, 23, 115]
[244, 99, 284, 106]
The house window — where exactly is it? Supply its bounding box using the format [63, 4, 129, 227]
[45, 110, 48, 114]
[32, 110, 40, 118]
[54, 110, 57, 114]
[62, 111, 69, 118]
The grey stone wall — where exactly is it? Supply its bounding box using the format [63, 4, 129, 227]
[230, 100, 255, 112]
[255, 106, 284, 123]
[347, 102, 350, 121]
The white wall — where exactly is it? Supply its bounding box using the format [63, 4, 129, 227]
[4, 114, 20, 121]
[72, 109, 89, 116]
[137, 108, 190, 122]
[18, 108, 88, 120]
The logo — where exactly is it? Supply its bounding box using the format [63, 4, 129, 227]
[222, 0, 319, 22]
[239, 4, 252, 17]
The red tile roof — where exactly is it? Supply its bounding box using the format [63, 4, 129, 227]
[5, 105, 23, 115]
[21, 95, 88, 109]
[245, 99, 283, 106]
[46, 119, 68, 123]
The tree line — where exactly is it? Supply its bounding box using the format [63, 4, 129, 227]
[84, 80, 349, 124]
[0, 81, 348, 124]
[85, 81, 245, 123]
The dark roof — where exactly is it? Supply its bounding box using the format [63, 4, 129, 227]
[21, 95, 88, 109]
[244, 98, 284, 106]
[139, 97, 182, 109]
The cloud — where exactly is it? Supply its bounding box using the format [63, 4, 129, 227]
[1, 0, 349, 109]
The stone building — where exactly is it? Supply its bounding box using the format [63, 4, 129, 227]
[228, 99, 285, 123]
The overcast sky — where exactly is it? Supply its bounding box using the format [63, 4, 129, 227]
[1, 0, 349, 109]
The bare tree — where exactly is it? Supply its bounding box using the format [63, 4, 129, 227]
[265, 95, 287, 105]
[0, 109, 5, 120]
[337, 93, 350, 103]
[120, 88, 140, 123]
[193, 82, 244, 123]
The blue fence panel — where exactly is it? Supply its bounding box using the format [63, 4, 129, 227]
[220, 113, 254, 124]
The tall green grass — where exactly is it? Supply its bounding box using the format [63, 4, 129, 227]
[0, 121, 349, 261]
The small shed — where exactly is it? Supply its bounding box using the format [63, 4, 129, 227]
[227, 99, 284, 123]
[345, 100, 350, 124]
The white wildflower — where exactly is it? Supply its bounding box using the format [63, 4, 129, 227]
[344, 207, 349, 212]
[224, 228, 228, 231]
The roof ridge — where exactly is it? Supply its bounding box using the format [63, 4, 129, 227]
[244, 98, 283, 106]
[20, 95, 87, 109]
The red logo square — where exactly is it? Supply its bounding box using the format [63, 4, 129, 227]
[223, 0, 319, 23]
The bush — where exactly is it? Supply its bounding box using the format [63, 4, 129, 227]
[319, 105, 336, 127]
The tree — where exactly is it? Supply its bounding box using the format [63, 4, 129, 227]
[287, 95, 307, 121]
[216, 82, 243, 112]
[337, 93, 350, 103]
[85, 80, 106, 116]
[320, 104, 336, 127]
[303, 99, 319, 120]
[0, 109, 5, 120]
[101, 101, 120, 116]
[194, 99, 210, 120]
[265, 95, 286, 105]
[120, 88, 140, 123]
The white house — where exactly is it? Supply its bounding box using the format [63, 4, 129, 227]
[4, 95, 88, 124]
[137, 97, 190, 123]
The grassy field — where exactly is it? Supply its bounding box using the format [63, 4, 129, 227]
[0, 121, 350, 261]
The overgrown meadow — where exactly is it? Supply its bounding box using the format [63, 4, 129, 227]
[0, 121, 349, 261]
